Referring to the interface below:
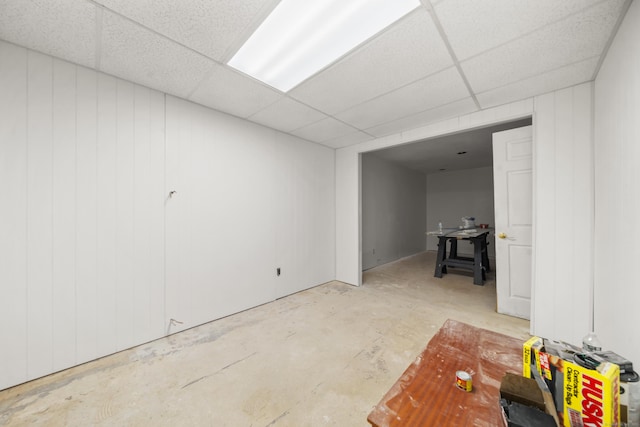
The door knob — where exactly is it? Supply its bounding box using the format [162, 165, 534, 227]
[498, 232, 507, 239]
[169, 190, 177, 198]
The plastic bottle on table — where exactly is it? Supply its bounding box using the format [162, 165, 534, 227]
[582, 331, 602, 352]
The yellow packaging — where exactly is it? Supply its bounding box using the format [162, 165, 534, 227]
[523, 336, 620, 427]
[562, 359, 619, 427]
[523, 336, 546, 378]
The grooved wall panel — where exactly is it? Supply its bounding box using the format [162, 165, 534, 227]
[0, 40, 29, 389]
[115, 79, 135, 351]
[594, 0, 640, 367]
[131, 86, 166, 345]
[274, 133, 336, 298]
[164, 96, 279, 333]
[96, 72, 118, 358]
[75, 65, 98, 364]
[0, 40, 336, 391]
[532, 83, 594, 345]
[51, 58, 78, 372]
[26, 50, 54, 379]
[0, 40, 166, 390]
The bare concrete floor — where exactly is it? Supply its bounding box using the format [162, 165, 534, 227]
[0, 251, 530, 426]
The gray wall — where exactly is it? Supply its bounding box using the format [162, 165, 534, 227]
[362, 154, 426, 270]
[425, 167, 496, 257]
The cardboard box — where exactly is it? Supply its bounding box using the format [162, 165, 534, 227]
[523, 337, 620, 427]
[499, 372, 557, 427]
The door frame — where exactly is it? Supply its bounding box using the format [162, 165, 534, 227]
[357, 116, 536, 325]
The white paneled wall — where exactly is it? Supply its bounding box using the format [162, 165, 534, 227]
[164, 97, 279, 333]
[0, 41, 166, 389]
[1, 41, 336, 390]
[361, 154, 426, 270]
[1, 41, 28, 389]
[275, 132, 335, 299]
[594, 0, 640, 366]
[532, 83, 594, 345]
[164, 98, 335, 333]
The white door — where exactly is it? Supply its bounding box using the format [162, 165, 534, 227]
[492, 126, 533, 319]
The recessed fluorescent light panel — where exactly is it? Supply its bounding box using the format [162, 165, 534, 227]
[228, 0, 420, 92]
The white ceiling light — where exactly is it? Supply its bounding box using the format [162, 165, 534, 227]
[228, 0, 420, 92]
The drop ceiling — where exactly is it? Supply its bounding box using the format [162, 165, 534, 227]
[0, 0, 630, 149]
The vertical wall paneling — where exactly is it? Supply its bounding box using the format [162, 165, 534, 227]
[75, 66, 99, 364]
[594, 0, 640, 366]
[1, 43, 332, 390]
[132, 86, 166, 343]
[115, 79, 136, 351]
[274, 133, 335, 297]
[569, 86, 594, 332]
[274, 132, 297, 297]
[51, 58, 78, 371]
[26, 50, 54, 379]
[532, 83, 594, 345]
[164, 96, 190, 333]
[132, 85, 151, 343]
[530, 92, 556, 335]
[149, 91, 166, 338]
[96, 73, 118, 357]
[0, 41, 29, 389]
[335, 147, 362, 285]
[165, 97, 279, 332]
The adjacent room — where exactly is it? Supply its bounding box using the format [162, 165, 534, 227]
[1, 0, 639, 425]
[361, 118, 532, 270]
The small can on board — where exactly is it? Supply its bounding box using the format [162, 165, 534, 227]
[455, 370, 472, 392]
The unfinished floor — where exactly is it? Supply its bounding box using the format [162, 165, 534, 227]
[0, 251, 530, 426]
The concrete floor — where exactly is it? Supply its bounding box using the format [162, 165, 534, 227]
[0, 251, 530, 426]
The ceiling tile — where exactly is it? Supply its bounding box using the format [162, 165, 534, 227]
[248, 97, 328, 133]
[289, 8, 453, 115]
[335, 67, 469, 130]
[291, 117, 361, 144]
[100, 11, 215, 99]
[476, 57, 599, 109]
[321, 131, 374, 149]
[189, 65, 282, 118]
[0, 0, 628, 150]
[0, 0, 96, 68]
[365, 98, 478, 138]
[460, 0, 626, 93]
[93, 0, 278, 61]
[435, 0, 607, 60]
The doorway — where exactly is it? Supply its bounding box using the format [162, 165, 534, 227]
[360, 117, 532, 312]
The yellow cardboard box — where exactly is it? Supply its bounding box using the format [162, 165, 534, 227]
[523, 336, 620, 427]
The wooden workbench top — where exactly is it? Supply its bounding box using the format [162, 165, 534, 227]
[367, 319, 523, 427]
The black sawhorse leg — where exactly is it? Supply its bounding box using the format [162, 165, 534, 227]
[434, 236, 448, 278]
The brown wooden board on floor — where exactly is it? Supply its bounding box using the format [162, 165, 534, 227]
[367, 318, 523, 426]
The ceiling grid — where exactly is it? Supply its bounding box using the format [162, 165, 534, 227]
[0, 0, 630, 149]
